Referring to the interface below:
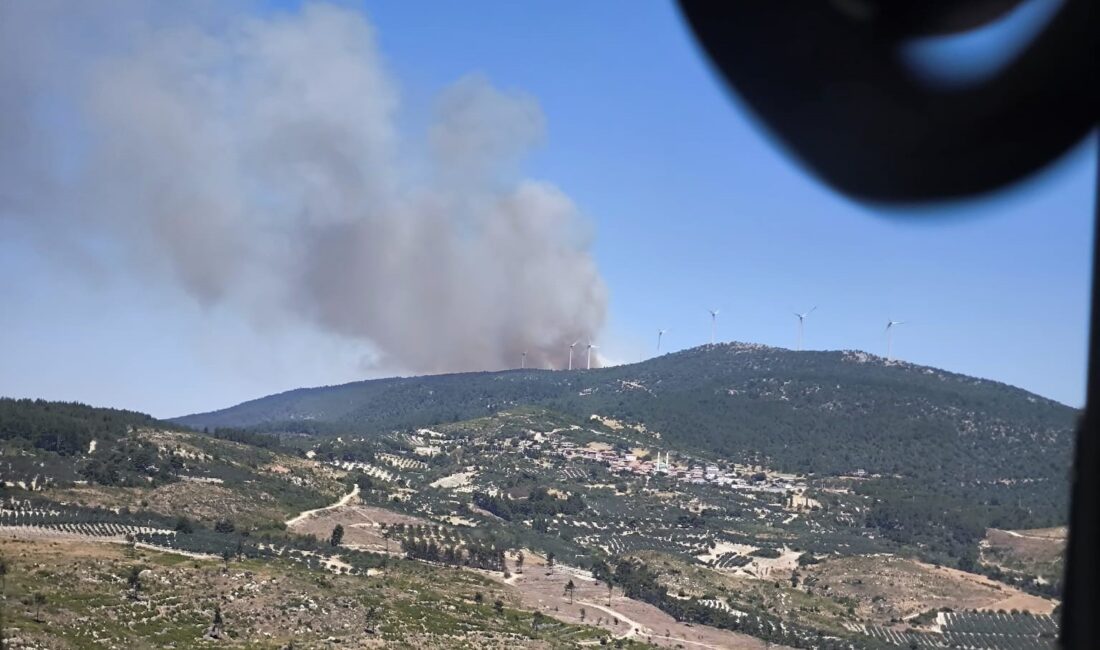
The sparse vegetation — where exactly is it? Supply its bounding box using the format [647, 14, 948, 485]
[0, 348, 1072, 648]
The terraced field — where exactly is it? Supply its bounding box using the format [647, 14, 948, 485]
[854, 611, 1058, 649]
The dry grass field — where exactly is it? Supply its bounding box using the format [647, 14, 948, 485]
[805, 554, 1057, 620]
[982, 527, 1066, 585]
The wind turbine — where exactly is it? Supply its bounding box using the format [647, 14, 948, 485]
[885, 319, 905, 361]
[708, 309, 720, 346]
[657, 329, 667, 353]
[568, 340, 579, 371]
[794, 306, 817, 351]
[521, 351, 527, 369]
[586, 341, 598, 370]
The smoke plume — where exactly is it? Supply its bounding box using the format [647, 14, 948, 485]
[0, 2, 606, 374]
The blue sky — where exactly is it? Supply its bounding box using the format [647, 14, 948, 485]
[0, 0, 1094, 416]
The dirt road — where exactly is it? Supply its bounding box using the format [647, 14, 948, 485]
[495, 553, 778, 649]
[284, 483, 359, 527]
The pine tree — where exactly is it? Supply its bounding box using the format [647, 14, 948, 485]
[127, 566, 142, 599]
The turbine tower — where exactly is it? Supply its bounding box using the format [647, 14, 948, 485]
[521, 351, 527, 369]
[709, 309, 720, 346]
[568, 340, 578, 371]
[586, 341, 598, 370]
[657, 329, 667, 353]
[885, 319, 905, 361]
[794, 306, 817, 351]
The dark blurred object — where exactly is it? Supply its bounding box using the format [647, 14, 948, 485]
[677, 1, 1096, 648]
[677, 0, 1095, 203]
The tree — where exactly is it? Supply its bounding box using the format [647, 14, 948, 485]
[474, 591, 484, 604]
[127, 566, 142, 599]
[532, 610, 545, 634]
[493, 599, 505, 614]
[364, 605, 380, 634]
[0, 556, 8, 594]
[174, 517, 194, 534]
[221, 548, 232, 571]
[565, 579, 576, 604]
[606, 575, 614, 607]
[32, 592, 46, 622]
[211, 605, 224, 637]
[330, 524, 345, 547]
[546, 552, 556, 574]
[515, 551, 525, 574]
[580, 607, 586, 622]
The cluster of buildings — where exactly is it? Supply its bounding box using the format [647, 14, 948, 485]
[550, 439, 800, 495]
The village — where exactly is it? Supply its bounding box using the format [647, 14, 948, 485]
[319, 413, 816, 516]
[501, 417, 811, 502]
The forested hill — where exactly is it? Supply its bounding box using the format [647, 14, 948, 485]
[175, 343, 1077, 482]
[0, 398, 166, 455]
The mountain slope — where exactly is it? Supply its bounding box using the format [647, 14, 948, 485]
[0, 397, 343, 525]
[176, 343, 1076, 479]
[176, 344, 1077, 591]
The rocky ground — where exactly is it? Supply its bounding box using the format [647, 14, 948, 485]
[0, 536, 613, 649]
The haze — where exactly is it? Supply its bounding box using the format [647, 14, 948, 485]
[0, 1, 1094, 417]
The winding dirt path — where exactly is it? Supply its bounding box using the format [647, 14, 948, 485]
[576, 600, 642, 638]
[497, 555, 777, 649]
[284, 484, 359, 527]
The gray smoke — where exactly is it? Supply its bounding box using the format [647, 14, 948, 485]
[0, 2, 606, 373]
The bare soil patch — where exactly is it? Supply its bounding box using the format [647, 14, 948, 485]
[496, 554, 783, 649]
[287, 499, 428, 553]
[982, 527, 1065, 583]
[805, 554, 1057, 621]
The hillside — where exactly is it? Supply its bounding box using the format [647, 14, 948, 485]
[0, 397, 344, 526]
[0, 398, 790, 648]
[0, 533, 614, 649]
[176, 343, 1076, 491]
[1, 391, 1070, 648]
